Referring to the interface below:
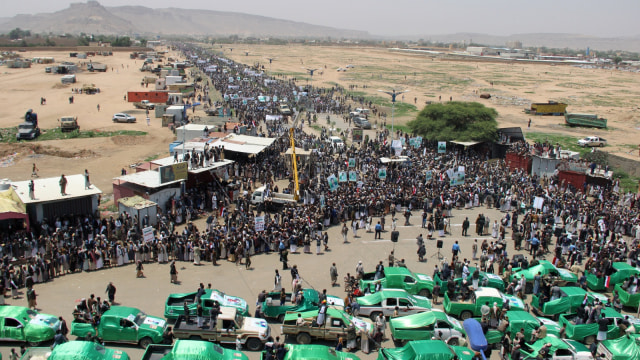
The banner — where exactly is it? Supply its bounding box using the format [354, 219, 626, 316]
[349, 171, 357, 182]
[438, 141, 447, 154]
[327, 174, 339, 192]
[143, 226, 155, 242]
[352, 129, 363, 142]
[533, 196, 544, 210]
[159, 162, 188, 184]
[378, 168, 387, 180]
[425, 170, 433, 182]
[339, 171, 348, 182]
[254, 216, 265, 232]
[409, 137, 422, 148]
[449, 171, 466, 186]
[348, 158, 356, 168]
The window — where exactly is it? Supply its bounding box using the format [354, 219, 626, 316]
[404, 276, 416, 284]
[386, 298, 397, 306]
[399, 299, 412, 307]
[331, 319, 344, 327]
[437, 321, 452, 329]
[555, 349, 572, 357]
[203, 300, 214, 308]
[222, 319, 236, 330]
[4, 318, 21, 327]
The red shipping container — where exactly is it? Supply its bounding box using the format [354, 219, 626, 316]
[127, 91, 169, 103]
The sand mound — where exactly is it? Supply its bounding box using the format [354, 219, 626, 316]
[0, 143, 96, 159]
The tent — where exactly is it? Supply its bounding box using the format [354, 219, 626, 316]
[0, 187, 29, 230]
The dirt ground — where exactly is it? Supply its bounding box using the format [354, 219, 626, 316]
[2, 45, 640, 199]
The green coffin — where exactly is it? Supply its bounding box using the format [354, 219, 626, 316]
[22, 341, 131, 360]
[281, 344, 361, 360]
[389, 311, 463, 341]
[616, 283, 640, 308]
[164, 340, 248, 360]
[600, 334, 640, 360]
[377, 340, 474, 360]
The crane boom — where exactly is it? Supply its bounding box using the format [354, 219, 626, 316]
[289, 127, 300, 201]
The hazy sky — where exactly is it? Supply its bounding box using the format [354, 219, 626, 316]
[5, 0, 640, 38]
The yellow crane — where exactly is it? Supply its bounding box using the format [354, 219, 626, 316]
[289, 127, 300, 201]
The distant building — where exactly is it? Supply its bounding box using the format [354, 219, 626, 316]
[506, 41, 523, 49]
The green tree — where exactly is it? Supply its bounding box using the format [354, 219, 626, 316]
[407, 101, 498, 142]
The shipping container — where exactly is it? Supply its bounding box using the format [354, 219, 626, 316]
[524, 101, 568, 115]
[127, 91, 169, 103]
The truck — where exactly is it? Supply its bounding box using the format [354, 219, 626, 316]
[389, 309, 466, 347]
[564, 112, 607, 129]
[530, 287, 597, 320]
[377, 339, 474, 360]
[360, 267, 434, 298]
[278, 104, 293, 116]
[127, 91, 169, 104]
[142, 340, 248, 360]
[519, 335, 594, 360]
[59, 116, 79, 132]
[261, 344, 361, 360]
[87, 63, 107, 72]
[172, 308, 271, 351]
[261, 288, 343, 323]
[281, 308, 373, 346]
[0, 306, 60, 346]
[524, 101, 568, 115]
[71, 306, 167, 348]
[16, 122, 40, 140]
[587, 262, 640, 291]
[165, 289, 250, 320]
[134, 100, 155, 110]
[558, 307, 640, 345]
[598, 333, 640, 360]
[356, 289, 432, 321]
[20, 341, 130, 360]
[443, 287, 525, 320]
[250, 186, 297, 207]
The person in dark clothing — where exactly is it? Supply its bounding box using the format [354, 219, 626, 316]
[162, 326, 174, 344]
[183, 302, 190, 323]
[105, 282, 116, 304]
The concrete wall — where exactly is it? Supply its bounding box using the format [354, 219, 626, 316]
[608, 153, 640, 177]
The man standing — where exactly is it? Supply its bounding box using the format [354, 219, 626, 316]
[84, 169, 91, 190]
[472, 239, 478, 260]
[462, 217, 470, 236]
[452, 241, 461, 258]
[374, 222, 382, 239]
[28, 180, 35, 200]
[330, 263, 339, 287]
[59, 174, 67, 195]
[170, 260, 178, 283]
[105, 282, 116, 304]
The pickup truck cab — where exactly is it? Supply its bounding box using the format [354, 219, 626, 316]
[519, 335, 593, 360]
[389, 309, 466, 347]
[16, 122, 40, 140]
[587, 262, 640, 291]
[278, 104, 293, 115]
[262, 289, 343, 323]
[443, 287, 525, 320]
[510, 260, 578, 293]
[172, 307, 270, 351]
[356, 289, 432, 321]
[531, 287, 599, 320]
[614, 283, 640, 308]
[59, 116, 79, 132]
[435, 267, 505, 293]
[21, 341, 130, 360]
[71, 306, 166, 348]
[377, 339, 474, 360]
[250, 186, 297, 207]
[282, 308, 372, 345]
[360, 267, 434, 298]
[327, 136, 344, 150]
[483, 310, 562, 347]
[0, 306, 60, 346]
[598, 333, 640, 360]
[165, 289, 249, 320]
[142, 340, 248, 360]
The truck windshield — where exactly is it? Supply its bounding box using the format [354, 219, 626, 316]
[133, 312, 147, 326]
[235, 312, 243, 327]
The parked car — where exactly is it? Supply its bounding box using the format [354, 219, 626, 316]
[261, 288, 343, 323]
[278, 104, 292, 115]
[559, 307, 640, 344]
[165, 289, 250, 320]
[531, 286, 601, 320]
[353, 117, 372, 129]
[614, 283, 640, 308]
[356, 289, 432, 321]
[586, 262, 640, 291]
[389, 309, 466, 346]
[510, 260, 578, 293]
[0, 306, 60, 346]
[578, 136, 606, 147]
[443, 287, 525, 320]
[142, 339, 248, 360]
[112, 113, 136, 123]
[327, 136, 345, 150]
[598, 333, 640, 360]
[519, 335, 593, 360]
[282, 308, 372, 346]
[16, 122, 40, 140]
[482, 310, 561, 347]
[435, 267, 505, 293]
[360, 266, 434, 298]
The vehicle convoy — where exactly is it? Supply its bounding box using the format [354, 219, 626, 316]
[355, 289, 432, 321]
[359, 267, 434, 298]
[250, 186, 297, 207]
[518, 335, 594, 360]
[21, 341, 131, 360]
[587, 262, 640, 291]
[59, 116, 79, 132]
[142, 339, 248, 360]
[0, 306, 60, 346]
[565, 112, 608, 128]
[389, 309, 466, 347]
[578, 136, 607, 147]
[260, 344, 361, 360]
[165, 289, 250, 320]
[443, 287, 525, 320]
[510, 260, 578, 293]
[524, 101, 568, 115]
[71, 306, 167, 348]
[598, 333, 640, 360]
[559, 307, 640, 344]
[261, 288, 343, 323]
[281, 308, 373, 345]
[172, 307, 271, 351]
[377, 339, 474, 360]
[17, 109, 40, 141]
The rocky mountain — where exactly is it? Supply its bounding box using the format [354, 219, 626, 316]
[0, 1, 369, 39]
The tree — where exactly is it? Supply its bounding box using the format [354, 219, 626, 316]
[407, 102, 498, 142]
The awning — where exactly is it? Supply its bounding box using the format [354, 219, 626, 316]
[0, 187, 27, 220]
[284, 147, 311, 156]
[450, 140, 483, 147]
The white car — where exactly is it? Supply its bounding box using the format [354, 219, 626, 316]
[113, 113, 136, 123]
[336, 68, 346, 72]
[345, 64, 355, 68]
[578, 136, 606, 147]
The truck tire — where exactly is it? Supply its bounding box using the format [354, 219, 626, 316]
[460, 311, 473, 320]
[296, 332, 311, 345]
[245, 337, 263, 351]
[370, 312, 382, 322]
[27, 340, 42, 347]
[139, 337, 153, 349]
[447, 338, 459, 346]
[418, 289, 431, 298]
[277, 314, 285, 324]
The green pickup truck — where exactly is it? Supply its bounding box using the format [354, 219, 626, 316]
[482, 310, 561, 347]
[435, 268, 505, 293]
[614, 283, 640, 308]
[598, 333, 640, 360]
[165, 289, 250, 320]
[531, 286, 602, 320]
[587, 263, 640, 291]
[261, 288, 343, 323]
[559, 307, 640, 345]
[20, 341, 130, 360]
[510, 260, 578, 293]
[142, 339, 248, 360]
[360, 267, 435, 298]
[71, 306, 166, 348]
[0, 306, 60, 346]
[389, 309, 466, 347]
[377, 339, 474, 360]
[261, 344, 360, 360]
[443, 287, 526, 320]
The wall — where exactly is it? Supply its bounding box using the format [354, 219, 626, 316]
[608, 153, 640, 177]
